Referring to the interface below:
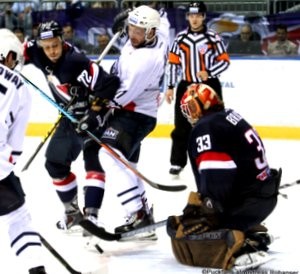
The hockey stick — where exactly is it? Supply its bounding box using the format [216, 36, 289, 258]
[21, 32, 120, 172]
[279, 179, 300, 190]
[21, 92, 76, 172]
[278, 179, 300, 199]
[80, 219, 167, 241]
[95, 31, 122, 64]
[21, 115, 62, 171]
[20, 73, 187, 192]
[40, 235, 100, 274]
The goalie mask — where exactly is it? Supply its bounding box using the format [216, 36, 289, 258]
[0, 28, 24, 69]
[180, 83, 224, 125]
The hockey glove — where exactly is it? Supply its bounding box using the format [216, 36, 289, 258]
[176, 192, 220, 237]
[112, 9, 131, 36]
[77, 109, 101, 133]
[77, 108, 111, 133]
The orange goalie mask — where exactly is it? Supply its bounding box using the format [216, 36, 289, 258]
[180, 83, 224, 125]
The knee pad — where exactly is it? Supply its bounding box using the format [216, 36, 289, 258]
[45, 160, 70, 178]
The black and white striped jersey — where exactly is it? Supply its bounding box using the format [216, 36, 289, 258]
[167, 26, 230, 87]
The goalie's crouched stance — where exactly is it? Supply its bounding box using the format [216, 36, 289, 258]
[167, 190, 280, 270]
[167, 192, 244, 270]
[166, 82, 282, 270]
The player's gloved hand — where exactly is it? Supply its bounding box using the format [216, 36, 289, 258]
[77, 109, 102, 133]
[112, 9, 131, 36]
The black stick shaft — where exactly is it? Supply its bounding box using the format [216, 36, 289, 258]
[40, 235, 81, 274]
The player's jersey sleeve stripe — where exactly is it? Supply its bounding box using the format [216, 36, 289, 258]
[196, 151, 237, 171]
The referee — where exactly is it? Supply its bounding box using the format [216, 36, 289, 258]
[165, 1, 230, 176]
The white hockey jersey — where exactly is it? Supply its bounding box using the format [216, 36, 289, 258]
[0, 63, 32, 180]
[112, 12, 170, 118]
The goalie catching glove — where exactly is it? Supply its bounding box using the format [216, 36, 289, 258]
[167, 192, 245, 270]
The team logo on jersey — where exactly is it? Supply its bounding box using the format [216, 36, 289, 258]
[198, 44, 208, 54]
[103, 127, 119, 140]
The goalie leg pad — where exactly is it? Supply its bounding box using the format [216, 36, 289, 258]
[167, 216, 245, 269]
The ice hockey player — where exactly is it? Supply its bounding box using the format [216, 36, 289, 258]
[79, 5, 170, 238]
[167, 83, 282, 270]
[0, 29, 47, 273]
[23, 20, 120, 234]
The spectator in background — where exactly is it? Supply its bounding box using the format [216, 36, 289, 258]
[12, 1, 37, 37]
[13, 27, 27, 43]
[267, 24, 298, 56]
[0, 4, 18, 30]
[227, 23, 263, 55]
[91, 33, 120, 55]
[62, 23, 92, 53]
[29, 23, 40, 40]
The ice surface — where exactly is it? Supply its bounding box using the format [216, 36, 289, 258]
[1, 137, 300, 273]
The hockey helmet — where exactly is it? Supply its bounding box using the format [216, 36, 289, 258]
[128, 5, 160, 32]
[0, 28, 23, 67]
[180, 83, 223, 125]
[187, 1, 207, 14]
[38, 20, 63, 40]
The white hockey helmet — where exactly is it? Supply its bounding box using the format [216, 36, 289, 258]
[0, 28, 23, 68]
[128, 5, 160, 33]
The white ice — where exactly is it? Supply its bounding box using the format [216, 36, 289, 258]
[1, 137, 300, 273]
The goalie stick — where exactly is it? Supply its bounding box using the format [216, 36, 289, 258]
[79, 219, 167, 241]
[40, 235, 101, 274]
[19, 73, 187, 192]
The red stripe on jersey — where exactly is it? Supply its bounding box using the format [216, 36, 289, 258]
[196, 151, 234, 169]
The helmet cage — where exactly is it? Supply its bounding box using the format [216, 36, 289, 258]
[180, 83, 222, 125]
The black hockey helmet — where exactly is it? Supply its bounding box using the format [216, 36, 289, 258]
[187, 1, 207, 14]
[37, 20, 63, 40]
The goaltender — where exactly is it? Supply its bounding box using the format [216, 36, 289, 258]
[167, 83, 281, 270]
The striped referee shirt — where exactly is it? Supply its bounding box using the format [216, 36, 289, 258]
[167, 25, 230, 88]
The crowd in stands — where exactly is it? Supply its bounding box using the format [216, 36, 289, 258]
[0, 0, 299, 56]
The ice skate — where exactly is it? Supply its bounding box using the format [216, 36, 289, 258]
[115, 208, 157, 241]
[82, 207, 102, 237]
[56, 196, 83, 233]
[169, 165, 183, 177]
[233, 250, 272, 271]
